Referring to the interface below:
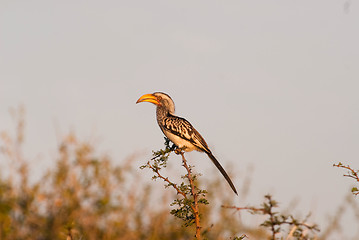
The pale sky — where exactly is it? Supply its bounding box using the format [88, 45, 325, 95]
[1, 1, 359, 238]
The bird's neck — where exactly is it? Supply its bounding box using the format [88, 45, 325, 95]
[156, 106, 172, 121]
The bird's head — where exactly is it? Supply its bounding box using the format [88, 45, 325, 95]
[136, 92, 175, 114]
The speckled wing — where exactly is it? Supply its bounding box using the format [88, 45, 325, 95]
[161, 115, 238, 195]
[161, 116, 210, 152]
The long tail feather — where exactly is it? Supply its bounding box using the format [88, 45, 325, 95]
[207, 152, 238, 195]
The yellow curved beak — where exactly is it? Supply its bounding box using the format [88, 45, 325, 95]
[136, 93, 159, 105]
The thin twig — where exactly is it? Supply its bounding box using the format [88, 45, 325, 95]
[180, 152, 202, 240]
[333, 162, 359, 195]
[333, 163, 359, 182]
[147, 161, 187, 198]
[223, 195, 319, 239]
[144, 142, 204, 240]
[221, 205, 265, 213]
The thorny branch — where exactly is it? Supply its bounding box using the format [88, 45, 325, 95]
[146, 161, 187, 199]
[179, 151, 202, 240]
[223, 195, 319, 240]
[141, 138, 207, 240]
[333, 162, 359, 195]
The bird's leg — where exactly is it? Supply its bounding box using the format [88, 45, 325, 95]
[169, 142, 177, 152]
[175, 148, 182, 154]
[174, 146, 186, 155]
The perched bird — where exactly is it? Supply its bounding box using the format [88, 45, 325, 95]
[136, 92, 237, 195]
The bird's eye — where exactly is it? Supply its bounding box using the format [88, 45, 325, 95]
[157, 96, 162, 101]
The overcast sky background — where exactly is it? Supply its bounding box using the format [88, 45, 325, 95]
[1, 1, 359, 238]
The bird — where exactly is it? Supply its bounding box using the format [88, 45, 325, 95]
[136, 92, 238, 195]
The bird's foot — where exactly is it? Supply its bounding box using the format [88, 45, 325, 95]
[174, 147, 185, 155]
[169, 143, 177, 151]
[175, 148, 182, 155]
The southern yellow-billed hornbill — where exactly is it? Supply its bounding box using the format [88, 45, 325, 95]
[136, 92, 237, 195]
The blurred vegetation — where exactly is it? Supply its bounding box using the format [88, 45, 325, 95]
[0, 106, 358, 239]
[223, 195, 319, 240]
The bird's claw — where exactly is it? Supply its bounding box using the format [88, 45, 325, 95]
[174, 147, 186, 155]
[175, 148, 182, 155]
